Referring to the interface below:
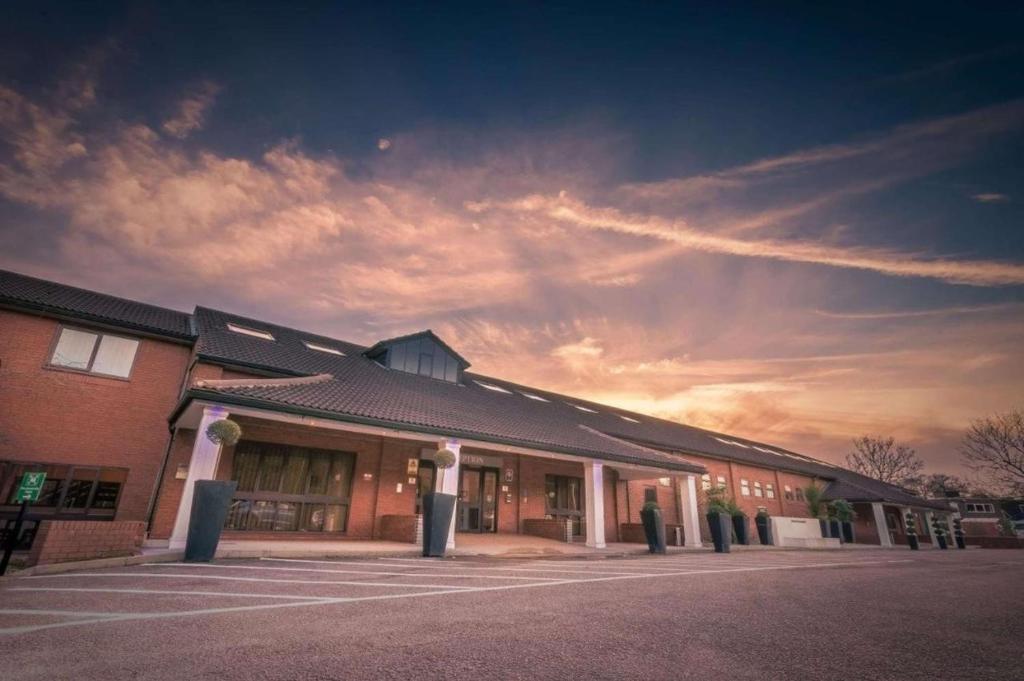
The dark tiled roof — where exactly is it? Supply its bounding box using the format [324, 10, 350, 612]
[0, 269, 193, 340]
[823, 475, 948, 511]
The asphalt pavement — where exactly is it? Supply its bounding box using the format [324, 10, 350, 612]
[0, 548, 1020, 680]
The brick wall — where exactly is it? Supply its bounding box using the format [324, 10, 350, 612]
[28, 520, 145, 566]
[0, 310, 191, 523]
[379, 515, 418, 543]
[850, 502, 881, 544]
[523, 518, 568, 542]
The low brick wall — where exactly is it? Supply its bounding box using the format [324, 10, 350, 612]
[619, 523, 686, 546]
[28, 520, 146, 566]
[966, 536, 1023, 549]
[523, 518, 568, 542]
[380, 515, 418, 543]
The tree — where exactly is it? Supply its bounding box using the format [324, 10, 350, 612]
[846, 436, 923, 484]
[959, 409, 1024, 495]
[900, 473, 972, 498]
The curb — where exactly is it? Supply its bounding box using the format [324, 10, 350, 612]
[0, 550, 183, 581]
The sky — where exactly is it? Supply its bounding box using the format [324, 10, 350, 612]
[1, 2, 1023, 477]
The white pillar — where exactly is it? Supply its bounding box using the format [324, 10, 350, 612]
[678, 474, 703, 547]
[583, 461, 606, 549]
[436, 438, 461, 550]
[924, 511, 936, 544]
[871, 502, 893, 547]
[169, 405, 229, 550]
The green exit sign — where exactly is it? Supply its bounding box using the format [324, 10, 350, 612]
[14, 471, 47, 502]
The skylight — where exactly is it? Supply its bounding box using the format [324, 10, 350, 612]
[227, 323, 274, 341]
[304, 341, 344, 356]
[521, 392, 550, 402]
[713, 437, 751, 448]
[475, 380, 511, 394]
[571, 403, 598, 413]
[618, 414, 640, 423]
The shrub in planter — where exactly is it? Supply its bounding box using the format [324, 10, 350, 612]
[640, 501, 667, 554]
[831, 499, 856, 543]
[930, 516, 948, 550]
[704, 487, 732, 553]
[904, 511, 920, 551]
[953, 517, 966, 550]
[725, 498, 749, 545]
[422, 449, 458, 557]
[206, 418, 242, 447]
[804, 483, 829, 537]
[755, 509, 772, 546]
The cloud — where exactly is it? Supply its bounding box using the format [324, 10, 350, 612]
[162, 81, 221, 139]
[972, 192, 1010, 203]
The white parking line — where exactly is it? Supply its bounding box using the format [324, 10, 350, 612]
[0, 608, 127, 619]
[8, 587, 339, 601]
[24, 572, 480, 590]
[0, 557, 912, 636]
[260, 557, 654, 576]
[148, 562, 575, 581]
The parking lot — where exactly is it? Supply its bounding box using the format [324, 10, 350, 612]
[1, 548, 1021, 680]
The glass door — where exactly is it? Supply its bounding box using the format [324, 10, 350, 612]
[458, 466, 499, 533]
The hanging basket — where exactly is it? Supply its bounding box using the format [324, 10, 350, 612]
[206, 418, 242, 447]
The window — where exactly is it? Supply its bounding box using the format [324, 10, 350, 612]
[570, 403, 598, 413]
[303, 341, 343, 356]
[475, 381, 511, 394]
[225, 442, 355, 532]
[644, 486, 658, 503]
[49, 326, 139, 378]
[740, 479, 751, 496]
[766, 483, 776, 499]
[377, 335, 460, 382]
[226, 323, 275, 341]
[965, 503, 995, 514]
[753, 481, 763, 498]
[716, 475, 727, 489]
[545, 475, 583, 536]
[521, 392, 549, 402]
[795, 487, 805, 501]
[618, 414, 640, 423]
[784, 485, 794, 501]
[701, 474, 712, 491]
[1, 461, 127, 518]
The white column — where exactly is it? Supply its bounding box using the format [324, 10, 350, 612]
[436, 438, 461, 550]
[584, 461, 606, 549]
[169, 405, 229, 550]
[678, 474, 703, 547]
[871, 502, 893, 547]
[924, 511, 936, 544]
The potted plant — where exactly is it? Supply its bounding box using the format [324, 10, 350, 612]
[904, 511, 920, 550]
[755, 509, 772, 546]
[726, 498, 749, 545]
[640, 501, 667, 554]
[422, 449, 458, 557]
[206, 418, 242, 447]
[930, 515, 948, 550]
[704, 486, 732, 553]
[831, 499, 856, 543]
[952, 517, 966, 550]
[804, 484, 828, 537]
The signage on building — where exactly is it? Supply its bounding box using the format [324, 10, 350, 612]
[14, 471, 47, 502]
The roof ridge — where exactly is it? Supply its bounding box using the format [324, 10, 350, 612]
[0, 268, 190, 316]
[194, 373, 334, 389]
[579, 425, 703, 472]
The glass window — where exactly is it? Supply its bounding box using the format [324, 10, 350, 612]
[795, 488, 805, 501]
[389, 342, 406, 371]
[49, 326, 139, 378]
[784, 485, 793, 501]
[766, 483, 776, 500]
[701, 473, 712, 491]
[754, 481, 763, 498]
[716, 475, 727, 489]
[0, 462, 126, 518]
[51, 328, 98, 369]
[740, 479, 751, 496]
[257, 453, 284, 492]
[444, 354, 458, 382]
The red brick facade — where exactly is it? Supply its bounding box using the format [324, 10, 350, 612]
[0, 309, 190, 522]
[27, 519, 146, 566]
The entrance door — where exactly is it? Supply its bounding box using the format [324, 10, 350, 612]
[458, 466, 498, 533]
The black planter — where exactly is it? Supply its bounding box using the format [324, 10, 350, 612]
[955, 535, 966, 550]
[732, 514, 749, 545]
[841, 521, 855, 543]
[828, 519, 843, 543]
[907, 534, 920, 550]
[936, 535, 948, 550]
[422, 492, 457, 557]
[707, 511, 732, 553]
[755, 515, 772, 545]
[640, 507, 667, 554]
[185, 480, 238, 562]
[819, 518, 831, 538]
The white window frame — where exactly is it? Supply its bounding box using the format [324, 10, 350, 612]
[753, 481, 764, 498]
[701, 474, 712, 491]
[303, 341, 344, 355]
[766, 483, 776, 499]
[227, 323, 275, 341]
[47, 325, 140, 380]
[740, 479, 751, 496]
[716, 475, 727, 489]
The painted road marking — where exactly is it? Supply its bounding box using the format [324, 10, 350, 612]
[0, 558, 914, 637]
[24, 572, 481, 590]
[146, 562, 576, 582]
[0, 608, 128, 619]
[260, 557, 656, 576]
[8, 587, 340, 601]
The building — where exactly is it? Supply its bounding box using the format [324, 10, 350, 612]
[943, 495, 1024, 539]
[0, 269, 953, 561]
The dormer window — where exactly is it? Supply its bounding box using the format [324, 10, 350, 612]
[364, 330, 469, 383]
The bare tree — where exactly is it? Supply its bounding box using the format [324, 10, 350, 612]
[959, 409, 1024, 494]
[900, 473, 972, 498]
[846, 436, 923, 484]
